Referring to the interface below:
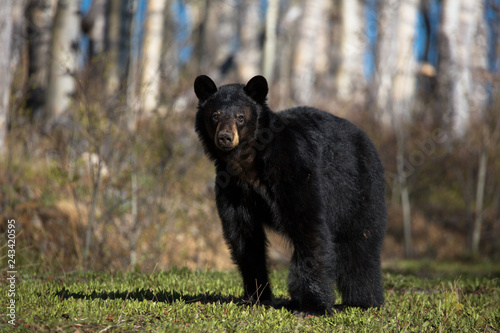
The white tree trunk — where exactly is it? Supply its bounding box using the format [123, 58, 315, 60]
[44, 0, 80, 133]
[161, 0, 179, 86]
[126, 0, 139, 131]
[374, 0, 399, 127]
[106, 0, 124, 95]
[336, 0, 365, 103]
[391, 0, 419, 124]
[203, 0, 238, 81]
[394, 0, 418, 258]
[0, 0, 13, 155]
[314, 1, 331, 79]
[376, 0, 418, 257]
[263, 0, 279, 82]
[439, 0, 486, 136]
[237, 0, 261, 80]
[292, 0, 327, 105]
[27, 0, 55, 117]
[472, 150, 487, 254]
[82, 0, 107, 57]
[141, 0, 167, 116]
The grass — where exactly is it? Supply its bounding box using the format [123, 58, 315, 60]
[1, 264, 499, 332]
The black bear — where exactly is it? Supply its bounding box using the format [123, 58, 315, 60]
[194, 75, 386, 315]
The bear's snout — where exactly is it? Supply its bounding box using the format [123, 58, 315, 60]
[215, 125, 239, 151]
[217, 131, 233, 148]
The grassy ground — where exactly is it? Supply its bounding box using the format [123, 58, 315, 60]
[1, 263, 499, 332]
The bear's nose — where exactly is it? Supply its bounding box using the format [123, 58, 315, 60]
[217, 132, 233, 147]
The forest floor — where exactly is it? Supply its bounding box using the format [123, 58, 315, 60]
[1, 261, 499, 332]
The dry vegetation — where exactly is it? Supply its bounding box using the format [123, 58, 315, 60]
[1, 71, 499, 274]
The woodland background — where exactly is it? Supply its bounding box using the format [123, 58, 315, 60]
[0, 0, 499, 272]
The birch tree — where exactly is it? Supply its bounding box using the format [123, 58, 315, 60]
[0, 0, 13, 155]
[336, 0, 365, 104]
[375, 0, 419, 257]
[438, 0, 489, 254]
[205, 0, 239, 81]
[26, 0, 55, 117]
[44, 0, 80, 133]
[438, 0, 487, 136]
[237, 0, 261, 80]
[141, 0, 168, 116]
[263, 0, 279, 82]
[391, 0, 419, 124]
[81, 0, 107, 57]
[106, 0, 126, 95]
[393, 0, 419, 258]
[292, 0, 328, 105]
[467, 2, 489, 254]
[374, 0, 399, 127]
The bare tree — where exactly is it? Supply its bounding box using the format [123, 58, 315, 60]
[374, 0, 399, 127]
[0, 0, 13, 155]
[106, 0, 125, 95]
[336, 0, 365, 104]
[472, 150, 488, 254]
[161, 0, 179, 87]
[291, 0, 329, 105]
[438, 0, 487, 136]
[469, 3, 490, 254]
[391, 0, 418, 124]
[395, 0, 419, 258]
[375, 0, 419, 257]
[200, 0, 239, 81]
[44, 0, 81, 133]
[263, 0, 279, 82]
[141, 0, 168, 116]
[26, 0, 55, 118]
[81, 0, 107, 57]
[236, 0, 262, 80]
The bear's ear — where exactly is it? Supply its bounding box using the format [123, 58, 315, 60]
[194, 75, 218, 102]
[244, 75, 268, 103]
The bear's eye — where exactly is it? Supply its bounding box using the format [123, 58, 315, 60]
[236, 115, 245, 125]
[212, 113, 219, 122]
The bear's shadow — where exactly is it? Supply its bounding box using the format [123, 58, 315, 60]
[55, 287, 291, 311]
[55, 288, 352, 316]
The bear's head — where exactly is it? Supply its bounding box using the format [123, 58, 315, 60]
[194, 75, 269, 155]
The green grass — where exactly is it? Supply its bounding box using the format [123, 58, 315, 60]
[1, 265, 499, 332]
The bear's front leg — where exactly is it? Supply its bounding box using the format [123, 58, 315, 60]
[224, 221, 272, 304]
[216, 188, 272, 304]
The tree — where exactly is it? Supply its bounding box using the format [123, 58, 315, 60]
[26, 0, 55, 118]
[161, 0, 179, 87]
[44, 0, 81, 133]
[438, 0, 487, 136]
[468, 1, 490, 254]
[81, 0, 107, 58]
[438, 0, 489, 255]
[106, 0, 128, 95]
[391, 0, 419, 124]
[374, 0, 399, 127]
[141, 0, 168, 116]
[263, 0, 279, 82]
[394, 0, 419, 258]
[375, 0, 419, 257]
[0, 0, 13, 155]
[336, 0, 366, 104]
[291, 0, 328, 105]
[199, 0, 239, 81]
[236, 0, 261, 80]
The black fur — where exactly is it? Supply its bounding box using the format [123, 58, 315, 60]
[194, 75, 386, 315]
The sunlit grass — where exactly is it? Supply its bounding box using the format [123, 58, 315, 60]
[1, 263, 498, 332]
